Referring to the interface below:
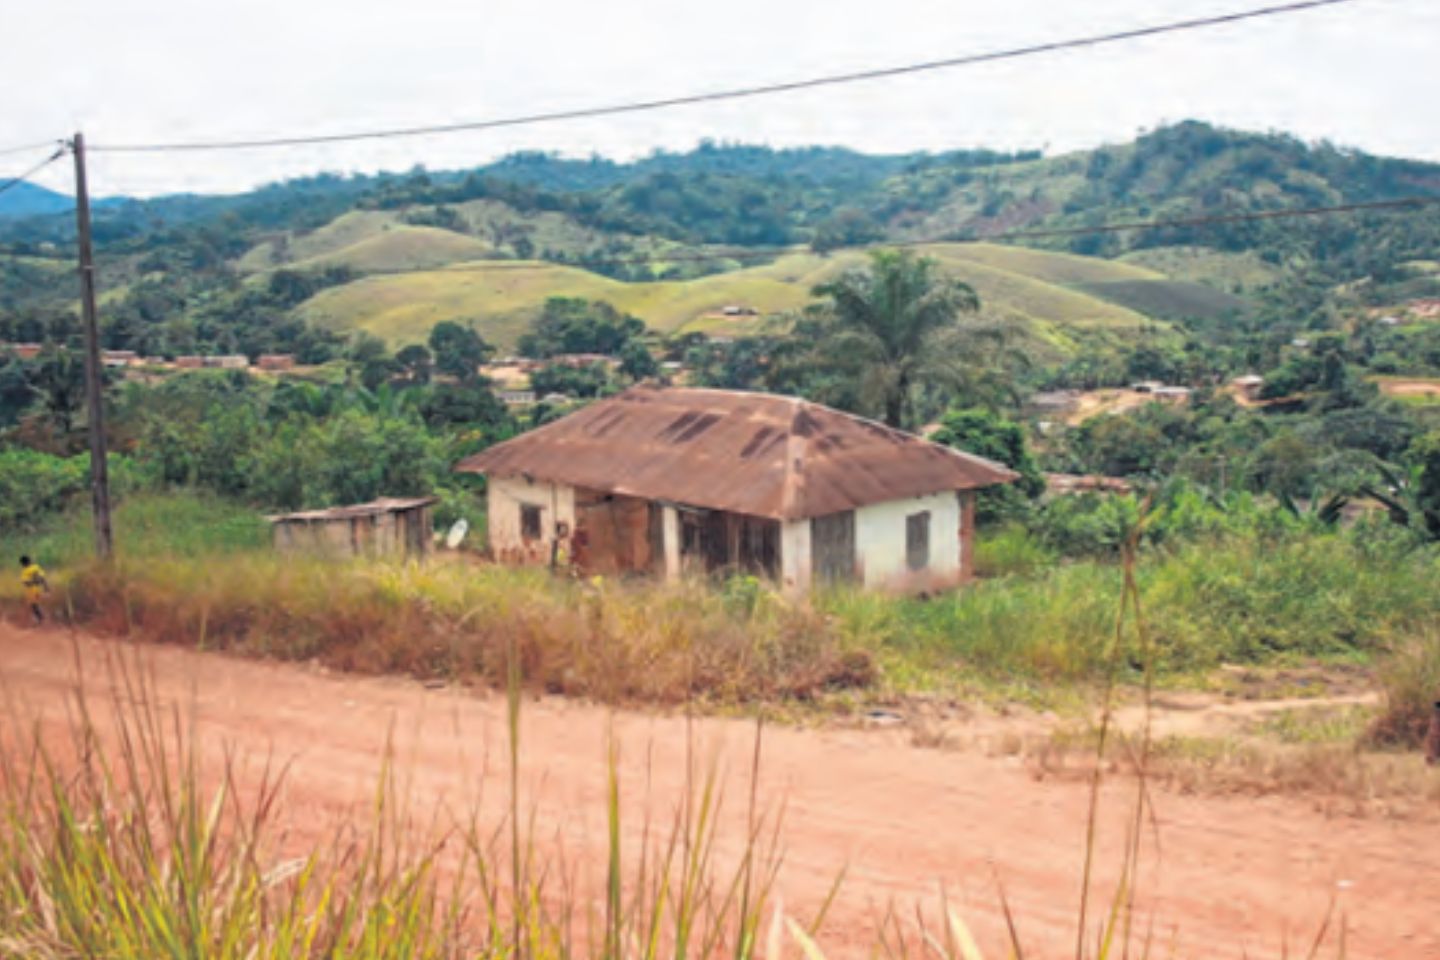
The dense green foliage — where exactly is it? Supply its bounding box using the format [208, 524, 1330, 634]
[516, 297, 646, 358]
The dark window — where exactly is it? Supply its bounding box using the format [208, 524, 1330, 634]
[811, 511, 856, 584]
[906, 511, 931, 571]
[520, 504, 542, 542]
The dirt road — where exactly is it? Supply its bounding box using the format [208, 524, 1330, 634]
[2, 625, 1436, 959]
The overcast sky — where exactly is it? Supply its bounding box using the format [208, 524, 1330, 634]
[4, 0, 1437, 199]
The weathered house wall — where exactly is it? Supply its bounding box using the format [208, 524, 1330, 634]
[780, 519, 811, 595]
[854, 490, 964, 591]
[572, 489, 660, 576]
[487, 475, 576, 565]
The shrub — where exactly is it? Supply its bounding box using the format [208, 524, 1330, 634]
[1370, 630, 1440, 747]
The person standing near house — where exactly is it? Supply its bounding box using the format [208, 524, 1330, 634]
[19, 555, 48, 625]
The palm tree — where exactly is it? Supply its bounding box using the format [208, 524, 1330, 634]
[809, 249, 983, 429]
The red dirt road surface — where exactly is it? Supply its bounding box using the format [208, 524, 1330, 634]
[2, 625, 1437, 959]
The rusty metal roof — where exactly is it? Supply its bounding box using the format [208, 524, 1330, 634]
[267, 497, 437, 524]
[455, 386, 1018, 521]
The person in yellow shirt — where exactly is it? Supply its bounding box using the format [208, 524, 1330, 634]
[20, 556, 47, 625]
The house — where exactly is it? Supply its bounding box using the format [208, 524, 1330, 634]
[205, 354, 249, 370]
[175, 356, 205, 369]
[257, 354, 296, 371]
[102, 350, 140, 368]
[1231, 374, 1265, 401]
[1025, 389, 1080, 416]
[267, 497, 437, 559]
[455, 385, 1018, 595]
[4, 343, 43, 360]
[498, 389, 537, 406]
[1045, 473, 1133, 496]
[1152, 385, 1192, 404]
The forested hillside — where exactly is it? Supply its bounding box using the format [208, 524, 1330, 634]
[3, 122, 1437, 362]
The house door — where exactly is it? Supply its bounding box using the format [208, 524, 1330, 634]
[811, 511, 856, 585]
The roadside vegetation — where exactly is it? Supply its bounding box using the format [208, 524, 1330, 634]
[5, 488, 1437, 756]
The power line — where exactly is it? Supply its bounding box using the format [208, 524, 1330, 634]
[421, 194, 1439, 276]
[0, 147, 68, 201]
[89, 0, 1362, 154]
[0, 139, 65, 159]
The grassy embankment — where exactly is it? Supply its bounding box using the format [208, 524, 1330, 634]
[5, 493, 1439, 746]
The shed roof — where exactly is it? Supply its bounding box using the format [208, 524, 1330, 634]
[455, 385, 1017, 521]
[267, 497, 437, 523]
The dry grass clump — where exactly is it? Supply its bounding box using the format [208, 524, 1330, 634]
[55, 557, 875, 707]
[1025, 727, 1440, 819]
[1369, 629, 1440, 748]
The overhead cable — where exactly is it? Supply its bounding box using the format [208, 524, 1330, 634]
[0, 147, 68, 200]
[88, 0, 1362, 154]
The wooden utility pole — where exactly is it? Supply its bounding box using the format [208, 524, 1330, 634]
[71, 132, 113, 559]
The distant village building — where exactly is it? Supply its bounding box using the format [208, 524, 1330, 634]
[175, 356, 205, 370]
[1045, 473, 1133, 496]
[498, 390, 537, 406]
[456, 385, 1017, 596]
[1152, 386, 1192, 404]
[4, 343, 44, 360]
[1025, 389, 1081, 416]
[1231, 374, 1265, 401]
[267, 497, 436, 559]
[257, 354, 296, 371]
[550, 353, 620, 369]
[205, 354, 249, 370]
[102, 350, 140, 368]
[721, 305, 758, 316]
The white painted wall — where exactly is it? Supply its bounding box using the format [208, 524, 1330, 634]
[661, 505, 681, 581]
[853, 491, 962, 591]
[487, 475, 576, 564]
[780, 518, 812, 597]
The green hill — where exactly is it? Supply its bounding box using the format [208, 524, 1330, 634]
[296, 243, 1153, 349]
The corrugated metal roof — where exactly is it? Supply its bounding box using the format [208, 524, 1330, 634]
[455, 385, 1018, 521]
[267, 497, 437, 523]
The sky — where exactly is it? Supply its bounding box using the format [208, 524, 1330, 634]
[3, 0, 1438, 199]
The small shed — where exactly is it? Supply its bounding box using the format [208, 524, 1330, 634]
[267, 497, 437, 559]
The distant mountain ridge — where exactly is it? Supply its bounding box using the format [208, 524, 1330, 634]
[0, 181, 71, 220]
[2, 121, 1437, 360]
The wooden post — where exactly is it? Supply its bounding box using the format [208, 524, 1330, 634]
[70, 133, 113, 559]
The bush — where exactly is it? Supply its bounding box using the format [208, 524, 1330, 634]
[973, 525, 1056, 579]
[0, 448, 90, 530]
[1370, 630, 1440, 747]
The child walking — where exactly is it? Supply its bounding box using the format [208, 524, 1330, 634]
[20, 556, 48, 625]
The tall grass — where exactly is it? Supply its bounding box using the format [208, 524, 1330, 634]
[0, 647, 791, 959]
[0, 491, 268, 568]
[832, 532, 1440, 686]
[7, 494, 1440, 709]
[1370, 628, 1440, 747]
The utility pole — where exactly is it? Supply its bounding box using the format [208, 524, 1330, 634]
[71, 132, 113, 559]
